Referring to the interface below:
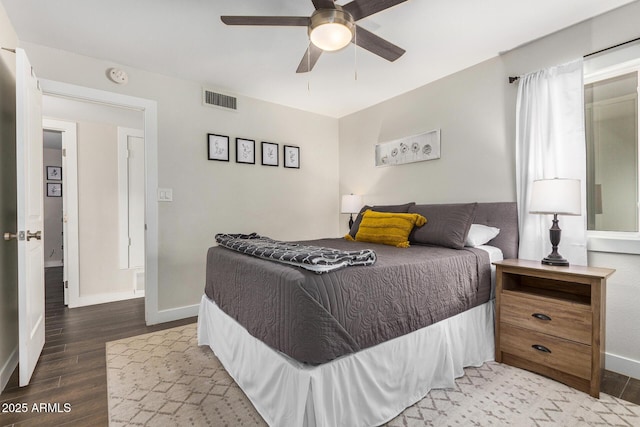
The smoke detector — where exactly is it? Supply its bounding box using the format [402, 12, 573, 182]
[107, 68, 128, 85]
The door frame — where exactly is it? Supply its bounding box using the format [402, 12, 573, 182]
[40, 79, 160, 324]
[42, 118, 78, 306]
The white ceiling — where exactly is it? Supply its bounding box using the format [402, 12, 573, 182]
[1, 0, 636, 118]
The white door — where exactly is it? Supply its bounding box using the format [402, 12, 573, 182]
[128, 135, 145, 269]
[118, 128, 145, 270]
[16, 48, 45, 386]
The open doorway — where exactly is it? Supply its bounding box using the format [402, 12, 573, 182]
[43, 96, 145, 308]
[39, 79, 159, 325]
[43, 130, 63, 271]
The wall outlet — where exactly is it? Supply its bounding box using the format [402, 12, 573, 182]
[157, 188, 173, 202]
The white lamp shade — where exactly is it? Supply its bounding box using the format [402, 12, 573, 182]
[341, 194, 363, 214]
[529, 178, 581, 215]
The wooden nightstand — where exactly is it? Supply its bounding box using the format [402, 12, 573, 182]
[494, 259, 615, 398]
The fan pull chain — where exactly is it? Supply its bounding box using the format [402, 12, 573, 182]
[354, 26, 358, 81]
[307, 43, 311, 92]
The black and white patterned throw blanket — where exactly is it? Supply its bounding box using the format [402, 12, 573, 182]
[215, 233, 376, 274]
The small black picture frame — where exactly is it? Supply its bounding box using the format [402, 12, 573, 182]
[261, 142, 279, 167]
[208, 134, 230, 161]
[236, 138, 255, 164]
[47, 166, 62, 180]
[283, 145, 300, 169]
[47, 183, 62, 197]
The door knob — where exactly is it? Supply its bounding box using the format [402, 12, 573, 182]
[26, 230, 42, 241]
[4, 231, 25, 241]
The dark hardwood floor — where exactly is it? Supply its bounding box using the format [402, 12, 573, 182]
[602, 370, 640, 406]
[1, 267, 196, 426]
[1, 268, 639, 426]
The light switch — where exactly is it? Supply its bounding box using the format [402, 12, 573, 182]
[158, 188, 173, 202]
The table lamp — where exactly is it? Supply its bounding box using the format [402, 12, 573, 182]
[529, 178, 581, 266]
[341, 194, 363, 229]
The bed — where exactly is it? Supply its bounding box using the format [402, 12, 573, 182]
[198, 202, 518, 426]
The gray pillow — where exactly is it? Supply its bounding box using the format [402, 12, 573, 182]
[348, 202, 416, 238]
[408, 203, 478, 249]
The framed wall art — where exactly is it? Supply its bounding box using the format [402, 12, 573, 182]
[47, 182, 62, 197]
[47, 166, 62, 180]
[207, 133, 229, 161]
[236, 138, 255, 164]
[261, 141, 279, 167]
[375, 129, 441, 167]
[283, 145, 300, 169]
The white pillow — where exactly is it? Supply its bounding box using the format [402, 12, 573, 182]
[465, 224, 500, 247]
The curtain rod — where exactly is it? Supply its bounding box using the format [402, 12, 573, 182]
[508, 35, 640, 83]
[584, 35, 640, 58]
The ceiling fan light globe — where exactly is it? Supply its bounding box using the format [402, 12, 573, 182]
[310, 23, 352, 51]
[308, 7, 355, 52]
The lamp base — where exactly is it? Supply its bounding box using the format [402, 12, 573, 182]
[541, 213, 570, 266]
[541, 255, 569, 267]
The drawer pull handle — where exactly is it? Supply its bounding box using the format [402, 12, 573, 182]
[532, 344, 552, 354]
[532, 313, 552, 321]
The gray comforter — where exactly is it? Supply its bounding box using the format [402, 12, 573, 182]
[205, 238, 491, 365]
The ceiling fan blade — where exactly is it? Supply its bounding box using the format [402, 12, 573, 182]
[221, 16, 309, 26]
[343, 0, 407, 21]
[311, 0, 336, 10]
[353, 26, 405, 62]
[296, 43, 324, 73]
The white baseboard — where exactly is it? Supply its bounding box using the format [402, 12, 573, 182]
[146, 303, 199, 325]
[44, 260, 63, 268]
[606, 352, 640, 379]
[69, 290, 141, 308]
[0, 347, 18, 394]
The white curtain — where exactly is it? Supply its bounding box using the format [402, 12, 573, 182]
[515, 59, 588, 265]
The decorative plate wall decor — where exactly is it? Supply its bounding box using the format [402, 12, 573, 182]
[375, 129, 441, 167]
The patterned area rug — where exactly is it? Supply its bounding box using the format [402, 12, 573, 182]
[107, 324, 639, 426]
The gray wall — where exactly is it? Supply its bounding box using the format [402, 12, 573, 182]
[338, 55, 515, 215]
[0, 1, 18, 392]
[43, 146, 63, 267]
[338, 2, 640, 376]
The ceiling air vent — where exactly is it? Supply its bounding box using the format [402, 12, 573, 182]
[202, 88, 237, 111]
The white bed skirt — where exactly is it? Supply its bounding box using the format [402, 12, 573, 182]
[197, 295, 495, 427]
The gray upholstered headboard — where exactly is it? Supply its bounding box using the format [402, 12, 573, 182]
[473, 202, 519, 260]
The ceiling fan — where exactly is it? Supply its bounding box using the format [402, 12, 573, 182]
[221, 0, 407, 73]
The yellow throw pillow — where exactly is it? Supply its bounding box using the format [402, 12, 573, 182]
[344, 210, 427, 248]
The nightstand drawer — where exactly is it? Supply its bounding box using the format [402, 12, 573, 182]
[501, 292, 591, 345]
[500, 323, 591, 380]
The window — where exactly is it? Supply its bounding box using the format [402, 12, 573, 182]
[584, 69, 639, 234]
